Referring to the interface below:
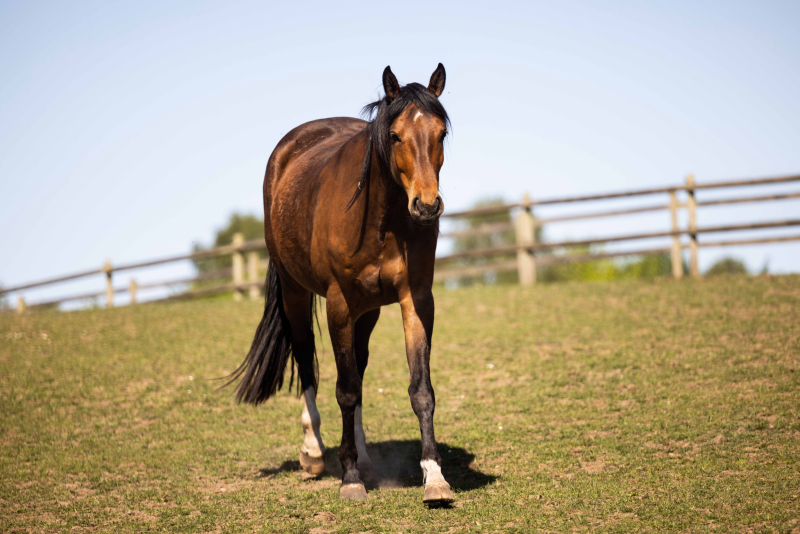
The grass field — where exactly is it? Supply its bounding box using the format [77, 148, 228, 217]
[2, 276, 799, 533]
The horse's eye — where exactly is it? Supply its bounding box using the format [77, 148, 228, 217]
[390, 132, 401, 144]
[439, 131, 448, 143]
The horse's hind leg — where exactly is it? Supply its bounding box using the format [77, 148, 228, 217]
[353, 308, 381, 478]
[300, 387, 325, 476]
[281, 283, 325, 476]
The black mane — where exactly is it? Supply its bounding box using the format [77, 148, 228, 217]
[347, 82, 450, 208]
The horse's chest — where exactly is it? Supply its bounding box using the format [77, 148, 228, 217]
[351, 254, 404, 305]
[354, 264, 382, 294]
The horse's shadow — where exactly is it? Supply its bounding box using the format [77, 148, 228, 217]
[259, 440, 496, 491]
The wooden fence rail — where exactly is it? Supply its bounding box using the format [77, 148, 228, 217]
[437, 173, 800, 284]
[3, 173, 799, 311]
[439, 219, 800, 262]
[442, 173, 800, 217]
[436, 175, 800, 285]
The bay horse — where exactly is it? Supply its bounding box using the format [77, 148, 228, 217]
[228, 64, 453, 503]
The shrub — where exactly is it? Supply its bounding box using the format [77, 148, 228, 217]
[193, 213, 267, 274]
[705, 257, 748, 276]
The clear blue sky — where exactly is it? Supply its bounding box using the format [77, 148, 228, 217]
[2, 1, 799, 304]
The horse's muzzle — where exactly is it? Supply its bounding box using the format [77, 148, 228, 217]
[410, 196, 444, 226]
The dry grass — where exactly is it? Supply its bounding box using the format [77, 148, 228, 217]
[1, 275, 799, 532]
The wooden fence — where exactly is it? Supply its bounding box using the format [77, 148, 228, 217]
[2, 233, 271, 312]
[2, 173, 799, 312]
[436, 173, 800, 284]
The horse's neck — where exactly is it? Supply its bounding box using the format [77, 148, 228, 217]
[364, 154, 405, 241]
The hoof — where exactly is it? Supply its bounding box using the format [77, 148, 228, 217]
[423, 481, 454, 504]
[339, 482, 368, 500]
[299, 450, 325, 476]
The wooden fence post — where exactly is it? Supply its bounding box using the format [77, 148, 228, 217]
[232, 233, 244, 301]
[247, 252, 260, 300]
[515, 193, 536, 286]
[669, 190, 684, 279]
[103, 261, 114, 308]
[129, 279, 138, 305]
[16, 296, 26, 314]
[686, 174, 700, 277]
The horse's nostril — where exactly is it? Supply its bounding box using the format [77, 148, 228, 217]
[432, 198, 441, 212]
[414, 197, 423, 213]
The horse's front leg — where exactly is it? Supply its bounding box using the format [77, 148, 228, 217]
[326, 289, 367, 500]
[400, 289, 454, 504]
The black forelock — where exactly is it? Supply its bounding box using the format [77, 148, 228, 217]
[347, 83, 450, 209]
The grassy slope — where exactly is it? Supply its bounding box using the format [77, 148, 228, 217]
[1, 276, 798, 533]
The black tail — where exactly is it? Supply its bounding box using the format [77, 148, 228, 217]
[225, 259, 305, 405]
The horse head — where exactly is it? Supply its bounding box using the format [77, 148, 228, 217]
[382, 64, 447, 226]
[354, 64, 450, 227]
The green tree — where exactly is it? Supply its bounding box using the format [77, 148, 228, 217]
[193, 213, 267, 275]
[705, 256, 748, 276]
[538, 246, 617, 283]
[617, 252, 675, 278]
[540, 251, 678, 283]
[453, 198, 515, 252]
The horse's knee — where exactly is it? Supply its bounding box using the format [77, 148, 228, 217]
[408, 382, 435, 417]
[336, 382, 361, 409]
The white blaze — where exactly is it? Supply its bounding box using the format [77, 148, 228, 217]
[413, 111, 423, 122]
[300, 387, 325, 458]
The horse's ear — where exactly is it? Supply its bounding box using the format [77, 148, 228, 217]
[428, 63, 446, 97]
[382, 66, 400, 101]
